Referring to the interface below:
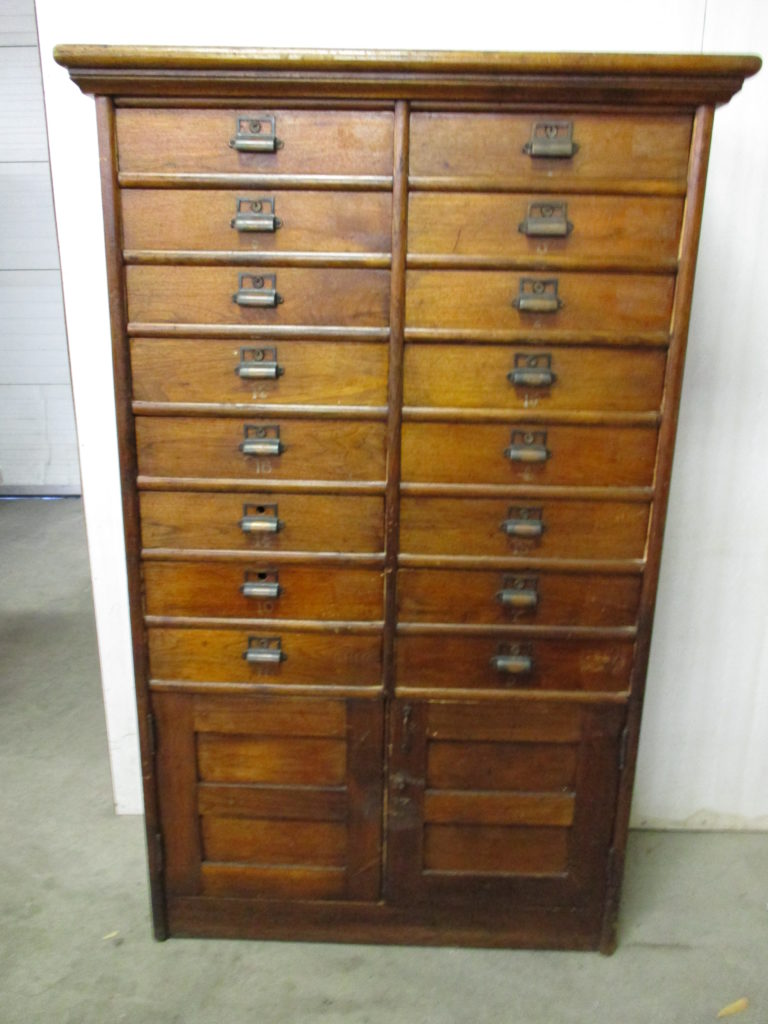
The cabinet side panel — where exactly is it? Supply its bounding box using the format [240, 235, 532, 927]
[600, 104, 715, 953]
[95, 96, 167, 938]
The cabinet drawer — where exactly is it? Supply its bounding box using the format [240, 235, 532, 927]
[401, 422, 657, 488]
[403, 344, 666, 413]
[144, 562, 384, 621]
[131, 338, 388, 408]
[395, 634, 634, 693]
[408, 194, 683, 266]
[116, 109, 394, 177]
[136, 417, 386, 483]
[126, 266, 390, 328]
[140, 492, 384, 554]
[406, 270, 674, 334]
[397, 568, 642, 627]
[149, 627, 382, 687]
[409, 112, 691, 186]
[399, 497, 649, 561]
[122, 190, 392, 255]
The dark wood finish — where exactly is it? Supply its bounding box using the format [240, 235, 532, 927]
[143, 562, 384, 621]
[405, 270, 674, 334]
[148, 626, 382, 688]
[403, 344, 666, 413]
[130, 337, 388, 408]
[399, 496, 650, 561]
[409, 112, 692, 186]
[140, 491, 384, 554]
[55, 46, 759, 952]
[395, 634, 634, 693]
[126, 266, 390, 328]
[401, 422, 657, 488]
[115, 108, 394, 176]
[135, 416, 386, 483]
[122, 189, 392, 256]
[408, 193, 683, 269]
[397, 567, 642, 627]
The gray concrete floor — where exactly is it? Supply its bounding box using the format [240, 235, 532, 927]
[1, 497, 766, 1024]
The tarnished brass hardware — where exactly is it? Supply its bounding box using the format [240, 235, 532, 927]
[518, 200, 573, 237]
[233, 272, 282, 307]
[513, 278, 563, 313]
[235, 346, 283, 380]
[504, 429, 550, 463]
[239, 424, 284, 457]
[497, 576, 539, 609]
[508, 353, 556, 388]
[243, 636, 285, 665]
[231, 197, 282, 233]
[522, 121, 577, 158]
[241, 570, 281, 600]
[239, 502, 282, 534]
[501, 507, 544, 539]
[490, 644, 534, 675]
[229, 115, 281, 152]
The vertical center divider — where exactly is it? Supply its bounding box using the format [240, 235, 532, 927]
[382, 100, 410, 695]
[381, 100, 410, 890]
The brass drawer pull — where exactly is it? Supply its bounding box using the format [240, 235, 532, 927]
[239, 425, 284, 457]
[231, 197, 281, 233]
[229, 115, 280, 153]
[491, 645, 533, 675]
[504, 429, 550, 464]
[239, 502, 282, 534]
[233, 273, 282, 308]
[243, 636, 285, 664]
[501, 508, 544, 539]
[497, 576, 539, 609]
[241, 571, 281, 599]
[236, 346, 283, 380]
[513, 278, 563, 313]
[508, 354, 556, 388]
[522, 120, 577, 158]
[518, 200, 572, 237]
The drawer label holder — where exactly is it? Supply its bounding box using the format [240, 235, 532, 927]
[229, 114, 282, 152]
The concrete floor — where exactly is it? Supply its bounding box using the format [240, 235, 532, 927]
[1, 497, 766, 1024]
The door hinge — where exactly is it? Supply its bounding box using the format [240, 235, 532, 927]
[618, 726, 630, 773]
[147, 711, 157, 757]
[154, 831, 164, 874]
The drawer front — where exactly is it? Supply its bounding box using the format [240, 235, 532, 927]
[406, 270, 674, 334]
[144, 562, 384, 621]
[127, 266, 390, 328]
[131, 339, 388, 407]
[116, 109, 394, 176]
[140, 492, 384, 554]
[399, 497, 649, 561]
[409, 112, 691, 184]
[122, 190, 392, 255]
[408, 194, 683, 264]
[403, 344, 665, 412]
[401, 422, 657, 487]
[149, 627, 382, 687]
[397, 568, 642, 627]
[136, 417, 387, 483]
[395, 634, 634, 693]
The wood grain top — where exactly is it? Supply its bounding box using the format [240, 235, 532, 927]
[53, 46, 761, 105]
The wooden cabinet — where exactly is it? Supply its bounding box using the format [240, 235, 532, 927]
[54, 46, 760, 951]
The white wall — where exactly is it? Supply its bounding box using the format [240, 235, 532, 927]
[35, 0, 768, 825]
[0, 0, 79, 493]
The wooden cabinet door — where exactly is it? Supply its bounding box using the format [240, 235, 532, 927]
[154, 692, 383, 903]
[385, 699, 624, 912]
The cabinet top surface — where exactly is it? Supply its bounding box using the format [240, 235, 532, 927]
[53, 45, 760, 106]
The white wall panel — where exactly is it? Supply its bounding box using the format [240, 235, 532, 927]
[35, 0, 767, 822]
[0, 163, 59, 268]
[0, 47, 49, 161]
[0, 0, 38, 47]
